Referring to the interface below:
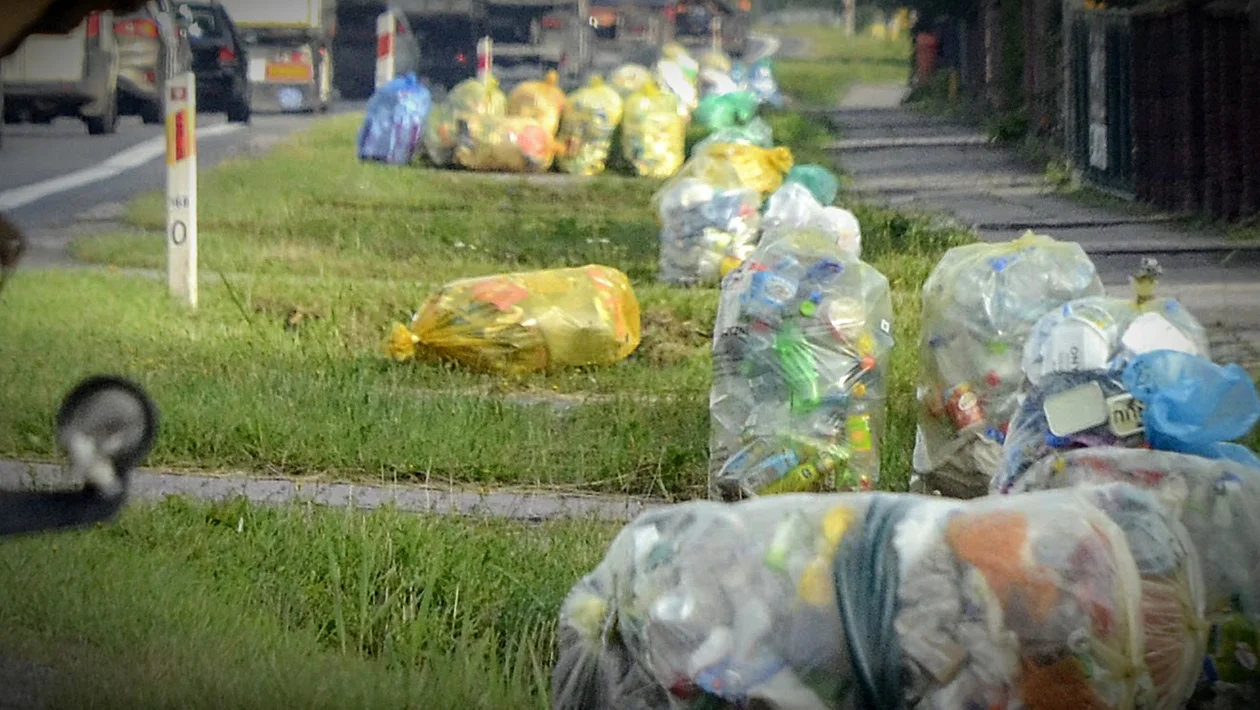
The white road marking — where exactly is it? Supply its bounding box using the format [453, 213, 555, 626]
[0, 123, 242, 211]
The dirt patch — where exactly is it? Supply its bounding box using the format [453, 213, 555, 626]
[634, 309, 712, 367]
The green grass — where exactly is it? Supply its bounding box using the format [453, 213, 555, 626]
[767, 25, 910, 107]
[0, 498, 614, 709]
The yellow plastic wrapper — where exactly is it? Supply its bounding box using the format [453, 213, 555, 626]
[424, 76, 507, 167]
[386, 265, 642, 375]
[693, 142, 795, 196]
[556, 76, 624, 176]
[622, 82, 686, 179]
[609, 63, 653, 97]
[506, 69, 567, 136]
[454, 115, 558, 173]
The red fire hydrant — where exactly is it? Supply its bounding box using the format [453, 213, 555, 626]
[915, 32, 940, 87]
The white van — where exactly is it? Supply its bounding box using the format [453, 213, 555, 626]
[0, 11, 122, 135]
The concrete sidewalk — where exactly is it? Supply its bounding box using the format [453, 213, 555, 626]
[828, 83, 1260, 371]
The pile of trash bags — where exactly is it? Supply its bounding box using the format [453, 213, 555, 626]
[386, 265, 641, 375]
[356, 42, 787, 181]
[707, 222, 892, 500]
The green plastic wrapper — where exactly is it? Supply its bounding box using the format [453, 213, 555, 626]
[692, 116, 774, 155]
[785, 164, 841, 206]
[694, 91, 759, 131]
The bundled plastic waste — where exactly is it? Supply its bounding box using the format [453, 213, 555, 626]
[708, 227, 893, 499]
[1005, 447, 1260, 704]
[699, 67, 740, 98]
[912, 232, 1105, 498]
[761, 183, 861, 257]
[747, 58, 785, 108]
[654, 158, 761, 286]
[387, 265, 641, 375]
[454, 115, 558, 173]
[694, 91, 759, 132]
[692, 143, 794, 197]
[424, 76, 507, 167]
[609, 63, 653, 97]
[656, 43, 701, 115]
[691, 116, 774, 154]
[553, 485, 1209, 710]
[784, 164, 841, 207]
[357, 73, 432, 165]
[556, 76, 624, 176]
[507, 70, 567, 137]
[698, 48, 732, 75]
[622, 82, 686, 178]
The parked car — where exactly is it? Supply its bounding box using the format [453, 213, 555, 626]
[174, 1, 250, 122]
[114, 1, 177, 124]
[0, 11, 122, 135]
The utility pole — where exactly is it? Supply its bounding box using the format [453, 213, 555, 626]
[843, 0, 855, 36]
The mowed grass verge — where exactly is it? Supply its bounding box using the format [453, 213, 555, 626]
[1, 35, 968, 495]
[0, 498, 614, 709]
[764, 25, 910, 107]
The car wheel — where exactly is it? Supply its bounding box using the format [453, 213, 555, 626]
[85, 91, 119, 135]
[226, 95, 251, 124]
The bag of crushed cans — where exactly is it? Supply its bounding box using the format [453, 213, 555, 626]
[761, 182, 862, 258]
[556, 76, 624, 176]
[454, 115, 558, 173]
[1002, 446, 1260, 704]
[622, 82, 687, 179]
[357, 73, 432, 165]
[692, 143, 794, 197]
[554, 484, 1209, 710]
[911, 231, 1105, 498]
[708, 226, 893, 499]
[653, 157, 761, 287]
[386, 265, 641, 375]
[424, 76, 507, 167]
[507, 69, 567, 137]
[692, 116, 774, 154]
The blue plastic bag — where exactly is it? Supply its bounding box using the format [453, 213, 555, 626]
[1121, 349, 1260, 467]
[357, 73, 433, 166]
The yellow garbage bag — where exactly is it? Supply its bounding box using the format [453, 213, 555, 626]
[454, 114, 558, 173]
[694, 142, 795, 196]
[609, 63, 653, 98]
[387, 265, 642, 375]
[424, 76, 507, 167]
[622, 82, 686, 179]
[556, 75, 624, 176]
[661, 41, 700, 80]
[507, 69, 567, 136]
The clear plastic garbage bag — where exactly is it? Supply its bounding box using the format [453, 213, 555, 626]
[622, 82, 686, 178]
[762, 183, 861, 258]
[357, 73, 432, 165]
[699, 67, 740, 99]
[386, 265, 641, 375]
[553, 484, 1207, 710]
[911, 231, 1105, 498]
[748, 58, 785, 108]
[655, 59, 699, 116]
[556, 76, 624, 176]
[709, 228, 893, 499]
[653, 161, 761, 287]
[1021, 295, 1209, 389]
[1004, 447, 1260, 695]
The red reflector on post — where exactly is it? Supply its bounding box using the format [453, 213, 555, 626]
[174, 111, 190, 162]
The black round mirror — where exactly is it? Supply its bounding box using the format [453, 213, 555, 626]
[0, 376, 158, 538]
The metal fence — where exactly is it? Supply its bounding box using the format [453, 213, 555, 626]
[1065, 7, 1136, 196]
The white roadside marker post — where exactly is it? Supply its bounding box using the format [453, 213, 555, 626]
[165, 71, 197, 309]
[477, 36, 493, 82]
[376, 11, 396, 89]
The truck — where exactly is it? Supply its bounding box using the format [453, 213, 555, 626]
[365, 0, 593, 92]
[672, 0, 751, 57]
[216, 0, 336, 112]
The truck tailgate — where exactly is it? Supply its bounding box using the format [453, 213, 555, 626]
[2, 29, 87, 84]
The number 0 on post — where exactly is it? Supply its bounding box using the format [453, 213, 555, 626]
[166, 72, 198, 308]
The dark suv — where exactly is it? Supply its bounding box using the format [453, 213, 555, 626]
[175, 2, 250, 122]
